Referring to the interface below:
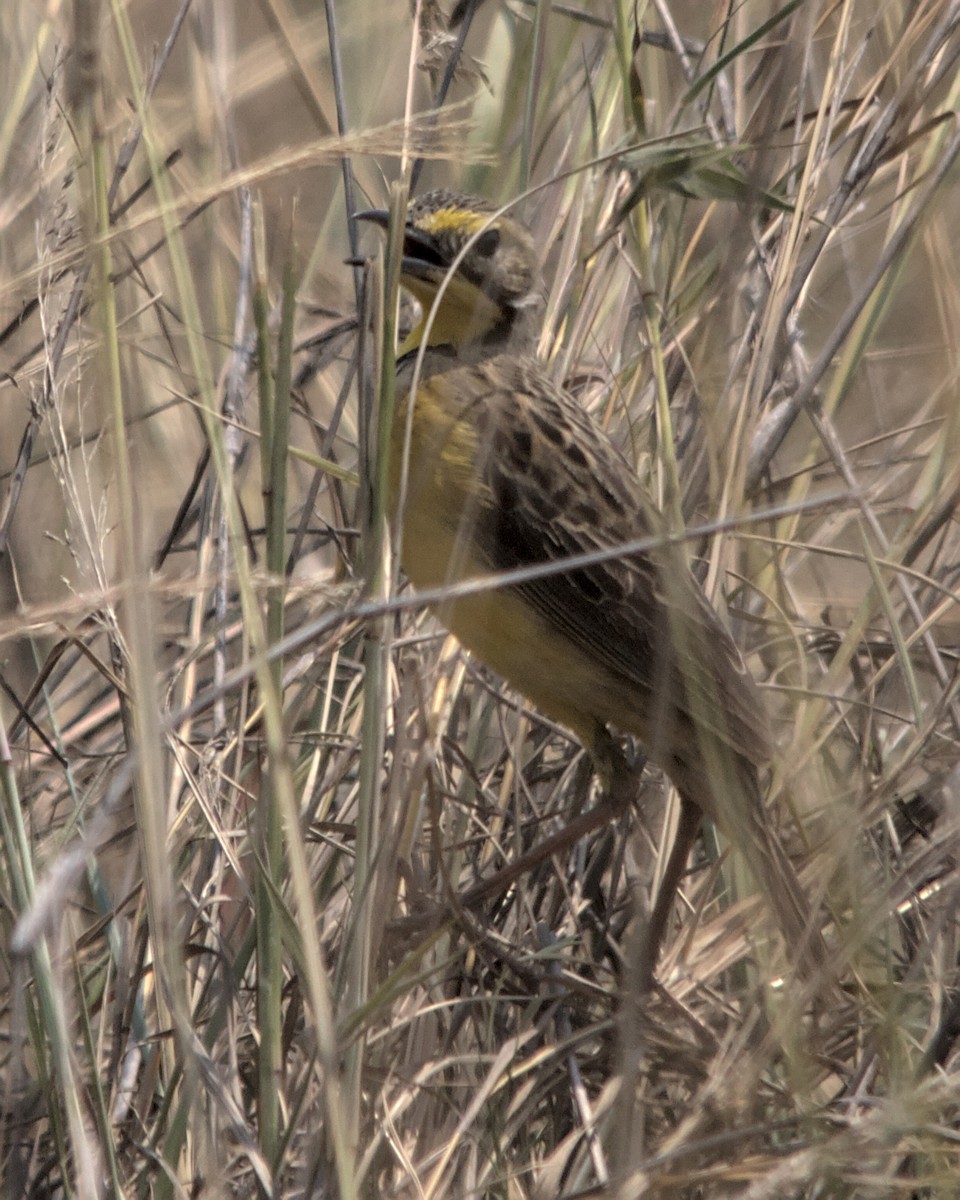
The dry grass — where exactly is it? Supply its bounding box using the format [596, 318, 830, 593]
[2, 1, 960, 1197]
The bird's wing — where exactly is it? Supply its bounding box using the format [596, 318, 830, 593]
[467, 356, 771, 767]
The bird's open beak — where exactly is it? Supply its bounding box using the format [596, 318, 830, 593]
[354, 209, 447, 282]
[353, 207, 499, 352]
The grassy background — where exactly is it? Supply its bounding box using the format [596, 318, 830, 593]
[2, 1, 960, 1196]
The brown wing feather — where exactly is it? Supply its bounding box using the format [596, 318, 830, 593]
[464, 356, 771, 772]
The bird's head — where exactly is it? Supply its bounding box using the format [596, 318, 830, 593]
[357, 190, 539, 356]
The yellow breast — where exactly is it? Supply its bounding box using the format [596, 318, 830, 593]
[388, 375, 616, 745]
[389, 377, 487, 589]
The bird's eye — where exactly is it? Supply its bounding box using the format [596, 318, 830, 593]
[473, 228, 501, 257]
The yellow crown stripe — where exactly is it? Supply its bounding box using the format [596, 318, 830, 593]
[415, 208, 492, 237]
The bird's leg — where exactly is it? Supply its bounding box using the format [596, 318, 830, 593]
[588, 723, 640, 813]
[589, 725, 702, 990]
[637, 794, 702, 992]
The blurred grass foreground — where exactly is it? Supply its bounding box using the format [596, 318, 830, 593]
[1, 2, 960, 1196]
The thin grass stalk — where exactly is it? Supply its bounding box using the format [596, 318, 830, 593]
[84, 33, 191, 1191]
[343, 182, 405, 1170]
[263, 215, 298, 1176]
[10, 965, 70, 1194]
[0, 725, 70, 1189]
[612, 12, 683, 525]
[519, 0, 551, 190]
[270, 227, 298, 593]
[252, 210, 282, 1174]
[72, 947, 125, 1197]
[637, 199, 683, 525]
[153, 1067, 197, 1200]
[322, 0, 363, 299]
[613, 0, 645, 136]
[0, 21, 53, 170]
[0, 723, 38, 917]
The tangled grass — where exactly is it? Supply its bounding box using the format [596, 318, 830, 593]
[1, 2, 959, 1196]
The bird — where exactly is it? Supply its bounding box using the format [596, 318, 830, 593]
[357, 190, 825, 984]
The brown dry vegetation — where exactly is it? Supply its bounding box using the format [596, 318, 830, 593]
[1, 1, 960, 1197]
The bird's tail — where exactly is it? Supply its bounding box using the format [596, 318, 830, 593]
[744, 797, 827, 980]
[687, 758, 828, 981]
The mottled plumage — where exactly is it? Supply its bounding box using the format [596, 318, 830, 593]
[360, 191, 824, 975]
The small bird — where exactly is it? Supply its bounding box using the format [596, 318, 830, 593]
[358, 190, 824, 982]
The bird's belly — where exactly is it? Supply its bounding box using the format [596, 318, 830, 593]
[399, 497, 620, 743]
[425, 579, 618, 743]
